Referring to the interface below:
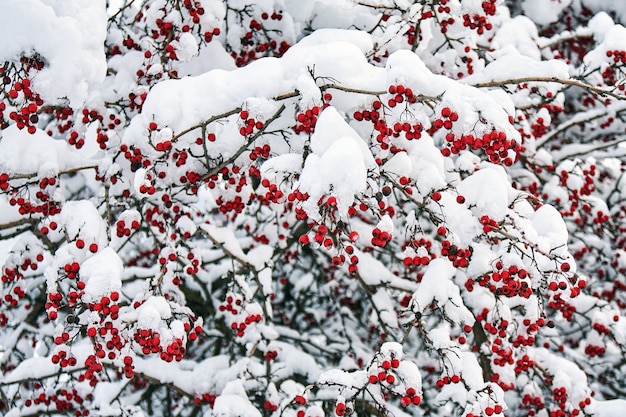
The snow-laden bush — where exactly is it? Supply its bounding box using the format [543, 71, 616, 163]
[0, 1, 625, 416]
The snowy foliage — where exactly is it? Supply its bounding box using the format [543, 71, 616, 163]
[1, 0, 626, 417]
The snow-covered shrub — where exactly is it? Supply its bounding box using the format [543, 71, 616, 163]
[0, 1, 625, 416]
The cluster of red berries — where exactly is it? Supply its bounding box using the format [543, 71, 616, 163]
[371, 227, 392, 248]
[584, 344, 606, 357]
[230, 313, 262, 337]
[3, 283, 26, 307]
[431, 106, 458, 129]
[134, 328, 163, 355]
[462, 12, 493, 34]
[128, 90, 148, 112]
[172, 150, 189, 169]
[335, 401, 347, 416]
[232, 39, 291, 67]
[51, 349, 78, 369]
[472, 263, 532, 298]
[120, 144, 151, 172]
[514, 354, 535, 374]
[5, 78, 43, 134]
[80, 354, 104, 387]
[24, 388, 88, 414]
[466, 404, 503, 417]
[67, 131, 85, 149]
[155, 138, 173, 153]
[88, 292, 121, 320]
[88, 322, 124, 360]
[548, 292, 577, 322]
[443, 129, 520, 166]
[403, 237, 435, 269]
[120, 355, 134, 378]
[531, 116, 549, 138]
[232, 11, 290, 66]
[393, 119, 425, 141]
[368, 357, 400, 385]
[249, 143, 271, 161]
[202, 27, 221, 42]
[8, 194, 61, 216]
[46, 292, 64, 320]
[115, 218, 141, 238]
[264, 350, 278, 362]
[1, 265, 25, 283]
[263, 401, 278, 411]
[606, 49, 626, 64]
[294, 105, 321, 134]
[239, 109, 264, 136]
[352, 100, 382, 123]
[387, 84, 420, 108]
[354, 99, 407, 150]
[601, 66, 624, 88]
[193, 392, 217, 407]
[441, 240, 471, 268]
[520, 393, 545, 415]
[400, 387, 422, 407]
[74, 239, 99, 253]
[434, 374, 462, 389]
[161, 337, 186, 362]
[592, 321, 611, 336]
[215, 195, 246, 217]
[205, 165, 247, 194]
[0, 172, 9, 191]
[480, 215, 499, 233]
[219, 294, 262, 337]
[258, 178, 284, 204]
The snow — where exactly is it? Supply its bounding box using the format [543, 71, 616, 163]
[465, 53, 570, 83]
[595, 399, 626, 417]
[407, 136, 447, 193]
[318, 368, 368, 388]
[201, 224, 249, 262]
[2, 2, 626, 416]
[457, 166, 510, 221]
[60, 200, 108, 246]
[0, 0, 107, 107]
[269, 341, 322, 381]
[583, 23, 626, 70]
[80, 247, 123, 303]
[213, 393, 262, 417]
[0, 357, 58, 384]
[0, 125, 89, 175]
[412, 258, 475, 326]
[491, 16, 542, 60]
[521, 0, 572, 25]
[173, 32, 200, 62]
[530, 205, 569, 254]
[299, 107, 375, 218]
[436, 192, 481, 246]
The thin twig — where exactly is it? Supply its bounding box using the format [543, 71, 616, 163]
[472, 76, 626, 101]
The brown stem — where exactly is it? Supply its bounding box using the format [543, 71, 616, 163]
[472, 76, 626, 101]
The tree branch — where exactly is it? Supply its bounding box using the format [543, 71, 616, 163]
[472, 77, 626, 101]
